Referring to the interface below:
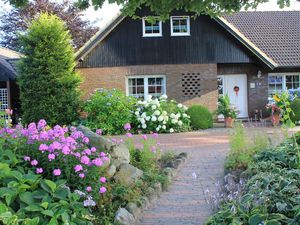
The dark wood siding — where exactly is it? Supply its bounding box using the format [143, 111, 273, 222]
[78, 14, 254, 68]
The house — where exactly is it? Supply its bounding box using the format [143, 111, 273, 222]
[0, 47, 20, 115]
[75, 10, 300, 118]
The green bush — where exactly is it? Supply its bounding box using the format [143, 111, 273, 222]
[290, 98, 300, 123]
[84, 89, 137, 135]
[18, 13, 82, 126]
[186, 105, 213, 129]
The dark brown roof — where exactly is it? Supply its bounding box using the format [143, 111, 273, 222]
[224, 11, 300, 67]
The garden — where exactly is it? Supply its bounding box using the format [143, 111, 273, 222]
[1, 8, 300, 225]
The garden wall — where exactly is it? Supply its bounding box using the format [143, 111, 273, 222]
[78, 64, 218, 111]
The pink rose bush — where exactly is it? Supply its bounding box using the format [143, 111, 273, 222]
[0, 119, 108, 207]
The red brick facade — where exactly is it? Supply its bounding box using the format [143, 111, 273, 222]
[77, 64, 218, 111]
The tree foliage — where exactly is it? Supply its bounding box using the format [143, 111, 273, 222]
[1, 0, 98, 51]
[18, 13, 82, 126]
[7, 0, 292, 19]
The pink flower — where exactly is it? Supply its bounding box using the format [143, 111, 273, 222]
[152, 133, 159, 138]
[73, 152, 81, 158]
[100, 152, 106, 157]
[81, 156, 90, 165]
[84, 149, 91, 155]
[74, 164, 83, 172]
[79, 173, 85, 178]
[53, 169, 61, 176]
[126, 133, 133, 138]
[48, 153, 56, 161]
[39, 144, 48, 152]
[37, 119, 47, 130]
[142, 134, 148, 141]
[36, 168, 43, 174]
[83, 137, 89, 144]
[86, 186, 92, 192]
[31, 160, 38, 166]
[5, 109, 13, 115]
[99, 177, 106, 183]
[103, 157, 109, 161]
[99, 186, 107, 194]
[151, 146, 156, 152]
[96, 129, 102, 135]
[91, 147, 97, 152]
[24, 156, 31, 161]
[62, 145, 71, 155]
[92, 158, 103, 167]
[123, 123, 131, 131]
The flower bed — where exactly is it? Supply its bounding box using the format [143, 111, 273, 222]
[206, 133, 300, 224]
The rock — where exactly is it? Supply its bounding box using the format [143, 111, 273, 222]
[110, 143, 130, 168]
[107, 164, 117, 178]
[146, 187, 157, 202]
[126, 203, 141, 219]
[163, 167, 175, 177]
[114, 164, 143, 186]
[140, 196, 150, 209]
[77, 125, 113, 151]
[114, 208, 135, 225]
[77, 125, 130, 167]
[153, 182, 162, 195]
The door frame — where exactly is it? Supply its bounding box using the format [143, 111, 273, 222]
[218, 74, 248, 118]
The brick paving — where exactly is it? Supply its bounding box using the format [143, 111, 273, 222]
[138, 129, 231, 225]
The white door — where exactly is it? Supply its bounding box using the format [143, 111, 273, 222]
[223, 75, 248, 118]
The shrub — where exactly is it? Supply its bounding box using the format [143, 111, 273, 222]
[18, 13, 82, 126]
[290, 98, 300, 123]
[187, 105, 213, 129]
[84, 89, 137, 135]
[134, 95, 190, 133]
[0, 119, 108, 210]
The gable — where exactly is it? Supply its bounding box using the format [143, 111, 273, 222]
[77, 14, 258, 68]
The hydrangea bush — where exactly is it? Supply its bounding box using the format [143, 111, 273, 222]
[0, 119, 108, 208]
[84, 88, 137, 135]
[134, 95, 190, 133]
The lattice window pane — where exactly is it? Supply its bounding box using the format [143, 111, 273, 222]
[0, 88, 8, 111]
[182, 73, 201, 97]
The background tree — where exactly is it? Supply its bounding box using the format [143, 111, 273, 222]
[7, 0, 293, 19]
[18, 13, 82, 126]
[1, 0, 98, 51]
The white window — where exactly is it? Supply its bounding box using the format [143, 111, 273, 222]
[170, 16, 190, 36]
[142, 17, 162, 37]
[268, 73, 300, 100]
[127, 75, 166, 99]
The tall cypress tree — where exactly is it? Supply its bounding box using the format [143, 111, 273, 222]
[18, 13, 82, 126]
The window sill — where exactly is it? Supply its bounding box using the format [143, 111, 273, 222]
[142, 35, 163, 37]
[171, 33, 190, 37]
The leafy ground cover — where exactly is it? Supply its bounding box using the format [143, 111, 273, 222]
[206, 130, 300, 225]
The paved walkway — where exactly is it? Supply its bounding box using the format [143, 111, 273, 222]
[138, 129, 231, 225]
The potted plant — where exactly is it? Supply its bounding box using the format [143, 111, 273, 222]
[266, 102, 281, 126]
[216, 94, 238, 128]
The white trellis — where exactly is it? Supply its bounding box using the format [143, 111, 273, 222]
[0, 88, 8, 111]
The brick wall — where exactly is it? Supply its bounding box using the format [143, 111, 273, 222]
[218, 64, 269, 118]
[77, 64, 218, 111]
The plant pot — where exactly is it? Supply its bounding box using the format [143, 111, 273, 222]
[224, 117, 234, 128]
[271, 114, 281, 126]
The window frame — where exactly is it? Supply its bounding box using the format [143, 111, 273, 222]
[170, 16, 190, 36]
[142, 17, 163, 37]
[268, 72, 300, 100]
[126, 75, 166, 99]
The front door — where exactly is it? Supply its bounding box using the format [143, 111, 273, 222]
[222, 75, 248, 118]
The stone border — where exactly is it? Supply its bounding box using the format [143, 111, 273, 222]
[114, 152, 188, 225]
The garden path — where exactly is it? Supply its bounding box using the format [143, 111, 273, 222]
[125, 126, 300, 225]
[138, 129, 230, 225]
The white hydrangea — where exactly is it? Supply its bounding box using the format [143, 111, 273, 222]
[160, 94, 168, 100]
[154, 110, 160, 116]
[158, 116, 164, 122]
[152, 105, 157, 110]
[146, 116, 151, 121]
[183, 113, 188, 118]
[183, 106, 188, 110]
[162, 125, 166, 130]
[169, 128, 174, 133]
[171, 119, 178, 124]
[178, 121, 183, 126]
[162, 111, 168, 116]
[135, 111, 139, 116]
[151, 116, 157, 122]
[177, 103, 183, 108]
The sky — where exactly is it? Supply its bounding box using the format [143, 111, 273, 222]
[1, 0, 300, 28]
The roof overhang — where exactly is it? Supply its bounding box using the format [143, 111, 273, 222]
[76, 13, 279, 70]
[214, 17, 278, 70]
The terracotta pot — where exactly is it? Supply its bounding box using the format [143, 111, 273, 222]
[225, 117, 235, 128]
[272, 114, 281, 126]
